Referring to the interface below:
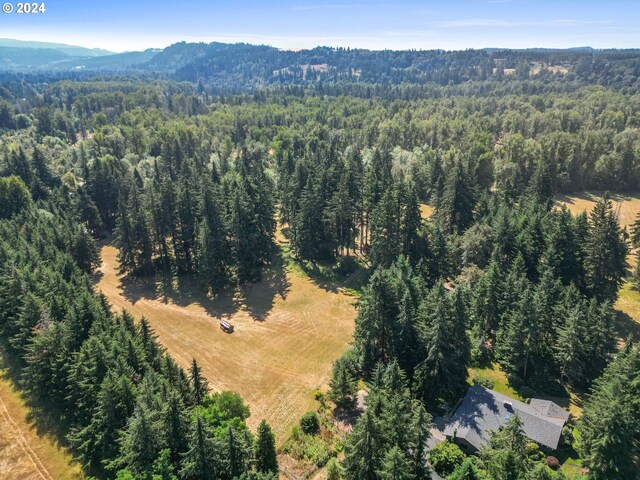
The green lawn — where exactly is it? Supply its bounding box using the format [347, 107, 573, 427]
[467, 363, 524, 400]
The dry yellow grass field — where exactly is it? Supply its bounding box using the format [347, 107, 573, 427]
[0, 353, 82, 480]
[554, 191, 640, 229]
[95, 241, 357, 443]
[555, 192, 640, 340]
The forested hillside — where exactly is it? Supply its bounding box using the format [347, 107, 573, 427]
[3, 41, 640, 94]
[1, 45, 640, 479]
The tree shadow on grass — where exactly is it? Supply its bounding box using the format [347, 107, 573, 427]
[295, 257, 370, 296]
[614, 310, 640, 343]
[112, 245, 291, 322]
[0, 341, 73, 450]
[237, 247, 291, 321]
[555, 190, 638, 206]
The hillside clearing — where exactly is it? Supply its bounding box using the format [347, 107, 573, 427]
[95, 241, 357, 443]
[0, 351, 82, 480]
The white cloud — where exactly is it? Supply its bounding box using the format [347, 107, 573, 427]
[434, 18, 608, 28]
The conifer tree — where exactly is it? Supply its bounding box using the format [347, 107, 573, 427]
[70, 225, 101, 273]
[329, 356, 358, 408]
[343, 409, 383, 480]
[159, 390, 190, 467]
[117, 406, 159, 476]
[224, 426, 250, 479]
[554, 299, 587, 385]
[400, 182, 422, 263]
[471, 257, 503, 336]
[189, 358, 209, 405]
[633, 250, 640, 290]
[254, 420, 278, 475]
[529, 159, 553, 208]
[416, 283, 468, 406]
[630, 211, 640, 247]
[69, 373, 136, 473]
[584, 195, 628, 302]
[370, 189, 400, 268]
[180, 414, 220, 480]
[439, 159, 474, 234]
[228, 181, 261, 282]
[8, 292, 43, 355]
[354, 269, 397, 371]
[151, 449, 179, 480]
[480, 415, 528, 480]
[577, 343, 640, 480]
[447, 458, 485, 480]
[378, 446, 415, 480]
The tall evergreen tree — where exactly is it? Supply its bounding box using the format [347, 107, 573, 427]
[416, 284, 468, 406]
[189, 358, 209, 405]
[370, 189, 400, 268]
[254, 420, 278, 475]
[180, 414, 220, 480]
[439, 159, 474, 234]
[377, 446, 415, 480]
[584, 195, 628, 302]
[343, 409, 383, 480]
[577, 343, 640, 480]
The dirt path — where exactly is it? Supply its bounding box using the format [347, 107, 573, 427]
[96, 244, 357, 442]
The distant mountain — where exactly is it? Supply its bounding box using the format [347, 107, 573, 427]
[0, 38, 159, 71]
[0, 46, 70, 70]
[0, 38, 114, 57]
[62, 49, 161, 70]
[2, 39, 640, 92]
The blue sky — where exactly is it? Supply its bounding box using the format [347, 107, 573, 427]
[1, 0, 639, 52]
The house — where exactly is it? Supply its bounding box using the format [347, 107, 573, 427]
[433, 385, 569, 452]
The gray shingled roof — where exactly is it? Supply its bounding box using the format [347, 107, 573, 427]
[438, 385, 568, 451]
[529, 398, 570, 422]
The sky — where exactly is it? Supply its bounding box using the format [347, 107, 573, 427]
[0, 0, 639, 53]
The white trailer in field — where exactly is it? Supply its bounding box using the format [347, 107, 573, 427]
[220, 320, 234, 333]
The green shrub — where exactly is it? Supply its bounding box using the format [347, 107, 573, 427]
[300, 411, 320, 435]
[472, 375, 495, 389]
[282, 432, 330, 467]
[336, 256, 359, 276]
[519, 385, 535, 399]
[326, 458, 342, 480]
[429, 440, 466, 477]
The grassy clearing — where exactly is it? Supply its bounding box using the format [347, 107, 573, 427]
[614, 282, 640, 343]
[556, 192, 640, 344]
[0, 350, 83, 480]
[468, 363, 523, 400]
[554, 191, 640, 229]
[95, 237, 358, 444]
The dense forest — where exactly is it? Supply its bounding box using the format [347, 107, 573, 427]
[1, 45, 640, 479]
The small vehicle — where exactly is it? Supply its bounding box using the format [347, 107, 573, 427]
[220, 320, 234, 333]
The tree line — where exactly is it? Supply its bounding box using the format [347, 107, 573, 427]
[0, 179, 278, 480]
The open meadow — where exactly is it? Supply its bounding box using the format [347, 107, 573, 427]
[554, 191, 640, 229]
[555, 192, 640, 340]
[95, 238, 358, 443]
[0, 352, 82, 480]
